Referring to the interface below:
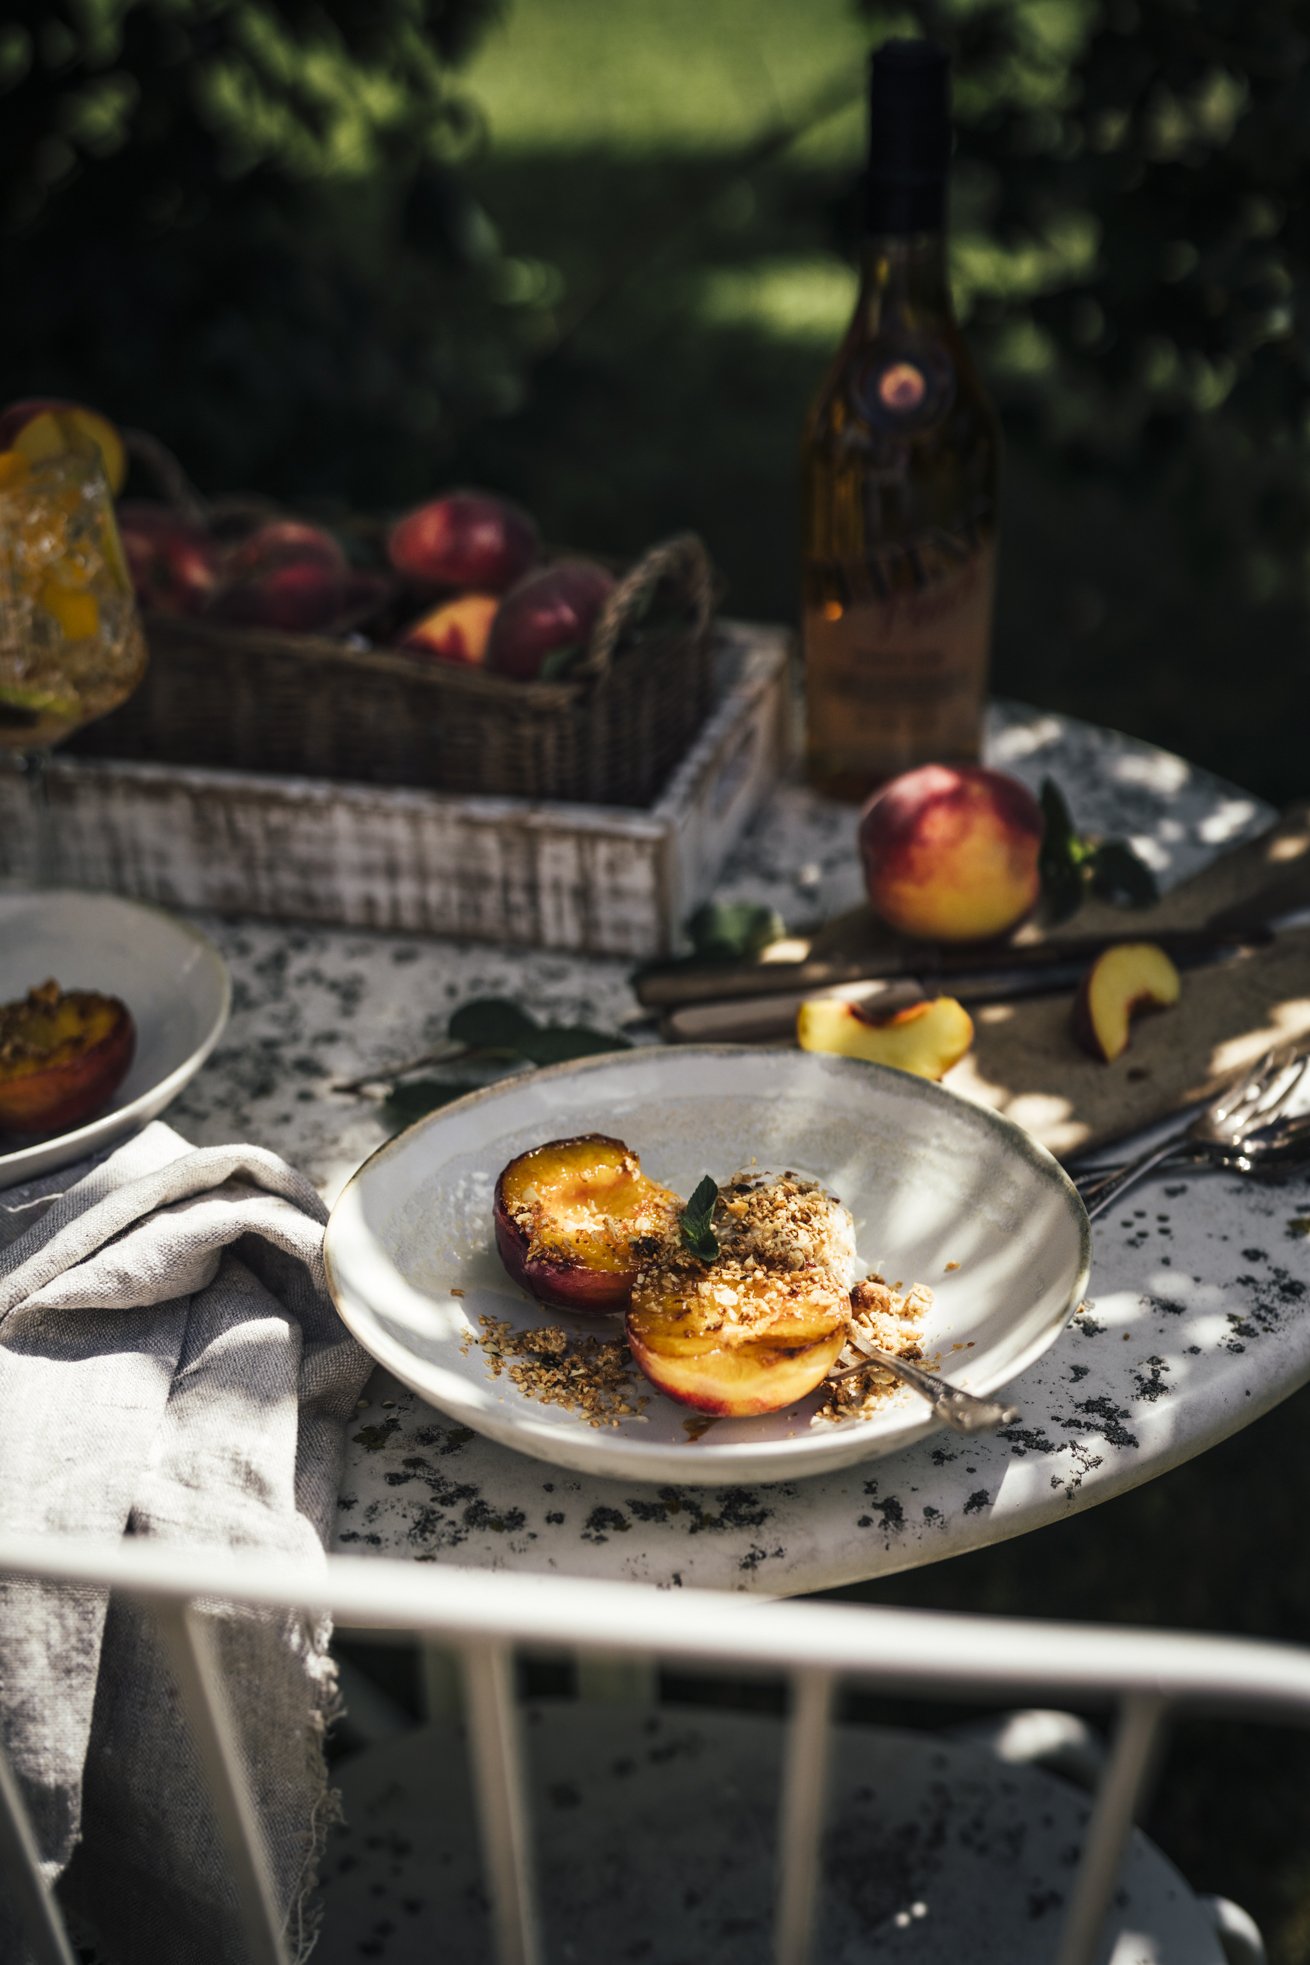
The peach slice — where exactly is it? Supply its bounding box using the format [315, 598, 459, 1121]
[400, 592, 499, 666]
[0, 401, 127, 495]
[0, 981, 136, 1137]
[1072, 942, 1181, 1062]
[626, 1261, 849, 1415]
[388, 492, 539, 593]
[494, 1134, 680, 1314]
[796, 994, 974, 1080]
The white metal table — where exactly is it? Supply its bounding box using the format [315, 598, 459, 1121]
[166, 702, 1310, 1596]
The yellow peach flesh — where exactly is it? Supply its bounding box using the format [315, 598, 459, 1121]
[627, 1266, 849, 1415]
[1075, 943, 1181, 1062]
[861, 765, 1044, 943]
[796, 995, 974, 1080]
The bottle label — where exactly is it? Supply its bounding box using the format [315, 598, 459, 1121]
[804, 532, 996, 775]
[848, 336, 955, 433]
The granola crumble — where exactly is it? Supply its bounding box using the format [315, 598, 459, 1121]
[813, 1273, 937, 1426]
[466, 1314, 651, 1428]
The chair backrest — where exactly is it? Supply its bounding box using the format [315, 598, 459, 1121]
[2, 1528, 1309, 1965]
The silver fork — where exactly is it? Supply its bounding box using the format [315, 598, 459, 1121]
[828, 1329, 1020, 1435]
[1077, 1043, 1310, 1220]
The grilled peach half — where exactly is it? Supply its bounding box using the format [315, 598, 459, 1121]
[493, 1134, 679, 1314]
[0, 980, 136, 1136]
[626, 1261, 849, 1416]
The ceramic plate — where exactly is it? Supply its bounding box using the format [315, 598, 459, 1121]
[0, 889, 230, 1185]
[325, 1047, 1090, 1486]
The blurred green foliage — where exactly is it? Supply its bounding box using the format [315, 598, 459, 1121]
[871, 0, 1310, 594]
[0, 0, 535, 500]
[1, 0, 1304, 799]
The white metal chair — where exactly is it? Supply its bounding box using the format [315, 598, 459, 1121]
[0, 1529, 1302, 1965]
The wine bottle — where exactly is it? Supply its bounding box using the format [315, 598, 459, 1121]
[801, 38, 1001, 801]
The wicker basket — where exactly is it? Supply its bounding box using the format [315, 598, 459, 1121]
[71, 533, 717, 807]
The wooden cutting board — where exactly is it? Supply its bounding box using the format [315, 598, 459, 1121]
[811, 803, 1310, 1159]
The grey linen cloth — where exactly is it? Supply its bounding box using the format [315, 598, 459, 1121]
[0, 1120, 373, 1964]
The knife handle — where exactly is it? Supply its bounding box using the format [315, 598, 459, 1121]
[663, 978, 925, 1044]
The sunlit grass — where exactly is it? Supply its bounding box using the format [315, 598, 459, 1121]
[465, 0, 870, 153]
[689, 256, 855, 345]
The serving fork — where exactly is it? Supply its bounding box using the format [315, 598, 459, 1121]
[1074, 1042, 1310, 1219]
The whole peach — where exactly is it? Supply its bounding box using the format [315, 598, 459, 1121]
[224, 519, 346, 580]
[117, 501, 223, 616]
[399, 592, 499, 666]
[387, 491, 539, 592]
[484, 559, 615, 682]
[859, 764, 1044, 942]
[209, 559, 347, 633]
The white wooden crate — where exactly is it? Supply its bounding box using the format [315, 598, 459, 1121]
[0, 622, 790, 959]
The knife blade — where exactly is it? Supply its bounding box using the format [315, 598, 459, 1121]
[638, 923, 1260, 1015]
[639, 872, 1310, 1018]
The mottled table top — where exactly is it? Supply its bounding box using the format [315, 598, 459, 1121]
[165, 702, 1310, 1596]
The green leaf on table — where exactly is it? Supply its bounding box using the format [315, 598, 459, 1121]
[448, 997, 539, 1053]
[679, 1175, 720, 1262]
[685, 900, 787, 964]
[381, 1078, 484, 1132]
[517, 1024, 631, 1065]
[1087, 839, 1159, 907]
[444, 996, 631, 1071]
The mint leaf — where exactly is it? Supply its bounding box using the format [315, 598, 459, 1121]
[1038, 778, 1160, 921]
[1038, 777, 1090, 924]
[1088, 839, 1159, 907]
[680, 1175, 720, 1261]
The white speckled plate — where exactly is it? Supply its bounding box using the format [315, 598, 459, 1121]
[0, 889, 230, 1184]
[325, 1048, 1090, 1486]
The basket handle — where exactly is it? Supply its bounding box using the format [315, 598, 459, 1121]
[575, 532, 716, 682]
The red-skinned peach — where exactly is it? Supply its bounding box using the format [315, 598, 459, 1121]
[224, 519, 346, 580]
[0, 982, 136, 1137]
[494, 1134, 679, 1314]
[484, 559, 614, 682]
[387, 491, 539, 593]
[117, 501, 223, 617]
[399, 592, 499, 666]
[859, 764, 1044, 943]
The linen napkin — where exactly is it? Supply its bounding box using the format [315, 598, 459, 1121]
[0, 1121, 373, 1965]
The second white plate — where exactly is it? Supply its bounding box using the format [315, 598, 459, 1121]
[0, 888, 230, 1185]
[325, 1047, 1090, 1486]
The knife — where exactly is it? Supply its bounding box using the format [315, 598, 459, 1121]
[649, 868, 1310, 1039]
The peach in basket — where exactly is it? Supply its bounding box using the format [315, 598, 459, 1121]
[493, 1134, 680, 1314]
[0, 980, 136, 1137]
[625, 1171, 854, 1416]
